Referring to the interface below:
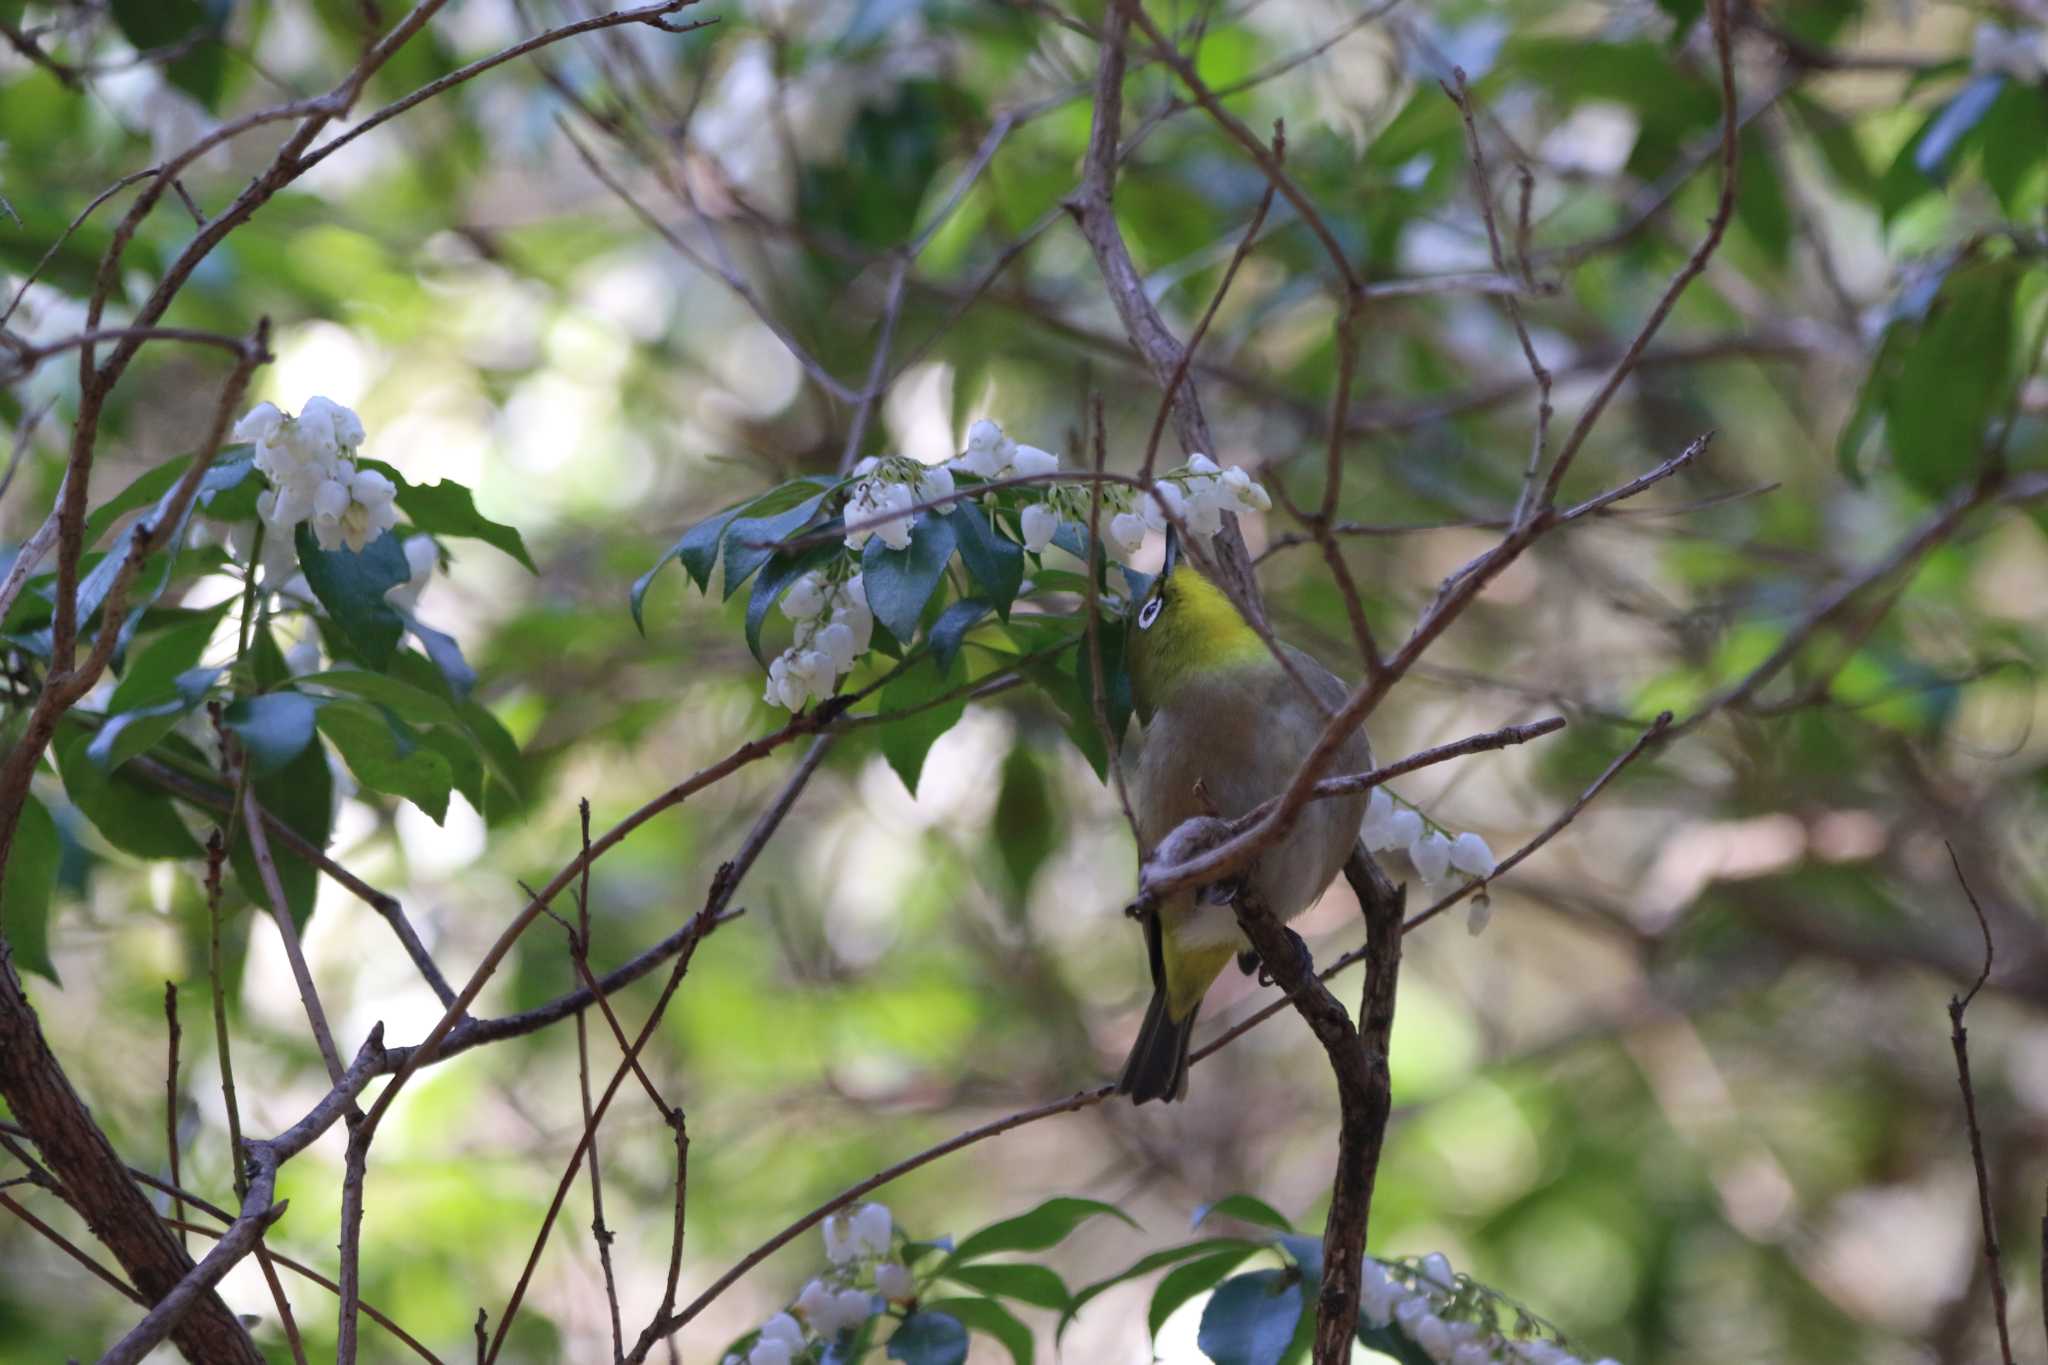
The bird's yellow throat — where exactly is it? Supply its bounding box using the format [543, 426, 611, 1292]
[1129, 566, 1268, 721]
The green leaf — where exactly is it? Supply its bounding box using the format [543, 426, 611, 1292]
[878, 652, 965, 795]
[929, 598, 991, 675]
[222, 692, 320, 776]
[885, 1310, 967, 1365]
[1148, 1248, 1258, 1339]
[2, 793, 61, 982]
[992, 745, 1058, 901]
[57, 729, 201, 859]
[108, 607, 227, 712]
[89, 667, 222, 771]
[942, 1262, 1069, 1310]
[1197, 1270, 1303, 1365]
[109, 0, 230, 110]
[1073, 610, 1133, 743]
[1060, 1238, 1260, 1340]
[296, 525, 411, 670]
[949, 504, 1023, 618]
[861, 511, 958, 643]
[1978, 81, 2048, 213]
[799, 81, 949, 250]
[948, 1197, 1136, 1268]
[229, 733, 334, 928]
[722, 484, 836, 600]
[631, 495, 768, 629]
[919, 1298, 1032, 1365]
[1021, 648, 1105, 780]
[295, 669, 462, 729]
[317, 701, 453, 824]
[1883, 261, 2018, 497]
[357, 459, 532, 571]
[1194, 1195, 1295, 1235]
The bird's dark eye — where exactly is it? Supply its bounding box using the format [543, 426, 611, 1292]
[1138, 597, 1164, 629]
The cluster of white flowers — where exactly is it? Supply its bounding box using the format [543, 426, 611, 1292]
[843, 455, 955, 553]
[1363, 1253, 1621, 1365]
[724, 1203, 916, 1365]
[232, 397, 399, 554]
[1361, 790, 1498, 934]
[763, 570, 874, 711]
[1138, 452, 1272, 539]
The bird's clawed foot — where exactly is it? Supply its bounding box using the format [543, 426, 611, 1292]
[1237, 927, 1313, 986]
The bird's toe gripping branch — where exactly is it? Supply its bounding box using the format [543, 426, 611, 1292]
[1124, 812, 1236, 920]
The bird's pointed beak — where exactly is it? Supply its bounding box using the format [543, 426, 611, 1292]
[1161, 523, 1181, 579]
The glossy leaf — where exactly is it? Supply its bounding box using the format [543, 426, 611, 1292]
[919, 1297, 1031, 1365]
[862, 510, 957, 643]
[88, 667, 222, 772]
[722, 484, 836, 600]
[949, 503, 1023, 618]
[929, 597, 991, 674]
[941, 1261, 1069, 1310]
[1197, 1270, 1304, 1365]
[228, 732, 334, 928]
[1194, 1194, 1295, 1234]
[885, 1310, 967, 1365]
[1148, 1248, 1258, 1339]
[222, 691, 321, 776]
[2, 793, 61, 982]
[318, 701, 454, 824]
[56, 729, 201, 859]
[948, 1197, 1136, 1267]
[361, 459, 535, 571]
[878, 652, 965, 795]
[296, 524, 412, 670]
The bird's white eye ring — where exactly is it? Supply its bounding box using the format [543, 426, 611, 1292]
[1138, 597, 1164, 629]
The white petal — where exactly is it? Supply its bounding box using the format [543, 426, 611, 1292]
[965, 418, 1003, 453]
[1386, 809, 1422, 848]
[916, 464, 954, 503]
[1010, 444, 1059, 478]
[1411, 832, 1453, 883]
[232, 402, 285, 443]
[350, 467, 397, 507]
[1186, 453, 1220, 475]
[759, 1313, 804, 1349]
[849, 1202, 892, 1255]
[1449, 831, 1496, 878]
[1418, 1252, 1455, 1291]
[746, 1342, 791, 1365]
[1466, 895, 1494, 937]
[1019, 503, 1059, 552]
[874, 1260, 914, 1301]
[313, 479, 351, 521]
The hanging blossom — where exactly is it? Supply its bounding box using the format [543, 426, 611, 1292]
[1360, 1251, 1622, 1365]
[724, 1202, 919, 1365]
[1138, 452, 1272, 540]
[949, 419, 1162, 569]
[763, 570, 874, 711]
[232, 397, 399, 553]
[842, 454, 956, 553]
[1362, 789, 1497, 933]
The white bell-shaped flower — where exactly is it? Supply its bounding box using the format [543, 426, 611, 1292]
[844, 479, 917, 551]
[849, 1202, 892, 1256]
[1410, 1313, 1453, 1359]
[1010, 444, 1059, 478]
[1410, 831, 1453, 883]
[915, 463, 955, 506]
[1139, 481, 1186, 533]
[1105, 510, 1146, 564]
[1020, 502, 1060, 553]
[1385, 808, 1423, 851]
[1466, 893, 1494, 937]
[1417, 1252, 1455, 1291]
[781, 571, 828, 621]
[745, 1341, 791, 1365]
[1449, 831, 1497, 878]
[874, 1260, 915, 1301]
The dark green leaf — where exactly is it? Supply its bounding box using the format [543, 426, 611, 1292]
[2, 793, 61, 982]
[222, 692, 320, 776]
[929, 598, 991, 674]
[248, 624, 290, 692]
[88, 667, 222, 771]
[632, 494, 771, 629]
[110, 0, 230, 108]
[1978, 81, 2048, 212]
[1149, 1249, 1258, 1339]
[1060, 1238, 1260, 1340]
[885, 1310, 968, 1365]
[861, 511, 957, 643]
[318, 702, 453, 824]
[1197, 1270, 1303, 1365]
[229, 732, 333, 928]
[56, 728, 201, 858]
[942, 1262, 1069, 1310]
[878, 652, 965, 795]
[352, 460, 535, 571]
[722, 484, 836, 600]
[1883, 261, 2017, 497]
[949, 1197, 1136, 1267]
[949, 504, 1023, 618]
[799, 81, 949, 250]
[296, 669, 462, 729]
[992, 745, 1057, 902]
[1194, 1195, 1295, 1234]
[296, 525, 411, 670]
[920, 1298, 1031, 1365]
[108, 607, 228, 713]
[1073, 610, 1133, 743]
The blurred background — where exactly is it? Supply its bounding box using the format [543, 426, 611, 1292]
[4, 0, 2048, 1361]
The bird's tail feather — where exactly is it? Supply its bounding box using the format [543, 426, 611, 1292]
[1116, 989, 1195, 1104]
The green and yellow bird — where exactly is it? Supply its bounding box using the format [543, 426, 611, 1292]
[1116, 530, 1370, 1103]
